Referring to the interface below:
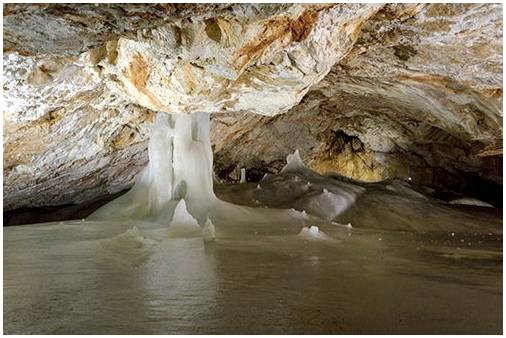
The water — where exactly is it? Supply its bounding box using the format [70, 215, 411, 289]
[4, 219, 502, 334]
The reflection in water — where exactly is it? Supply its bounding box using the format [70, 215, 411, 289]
[4, 220, 502, 334]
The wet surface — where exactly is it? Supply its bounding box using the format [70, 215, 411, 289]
[4, 220, 502, 334]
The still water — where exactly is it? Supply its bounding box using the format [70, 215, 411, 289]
[4, 219, 502, 334]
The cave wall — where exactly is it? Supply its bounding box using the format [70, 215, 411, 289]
[213, 3, 503, 190]
[3, 3, 503, 211]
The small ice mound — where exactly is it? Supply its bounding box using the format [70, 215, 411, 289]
[39, 221, 77, 231]
[240, 168, 246, 183]
[281, 149, 306, 173]
[168, 199, 202, 237]
[202, 218, 216, 242]
[298, 226, 330, 241]
[448, 198, 494, 208]
[119, 226, 161, 248]
[332, 221, 352, 229]
[96, 226, 159, 268]
[289, 208, 309, 220]
[293, 189, 356, 221]
[385, 181, 428, 200]
[123, 226, 150, 240]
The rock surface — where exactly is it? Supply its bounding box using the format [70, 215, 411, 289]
[3, 3, 503, 211]
[214, 3, 503, 195]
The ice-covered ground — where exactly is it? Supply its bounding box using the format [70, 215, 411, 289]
[216, 175, 502, 235]
[4, 112, 502, 333]
[4, 220, 502, 334]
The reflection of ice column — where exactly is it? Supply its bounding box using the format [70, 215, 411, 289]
[90, 112, 217, 225]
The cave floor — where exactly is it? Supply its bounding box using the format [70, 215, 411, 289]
[4, 219, 502, 334]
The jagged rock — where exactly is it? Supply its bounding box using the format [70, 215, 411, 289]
[212, 3, 503, 191]
[3, 3, 503, 211]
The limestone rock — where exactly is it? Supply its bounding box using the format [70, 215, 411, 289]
[212, 3, 503, 191]
[3, 3, 503, 211]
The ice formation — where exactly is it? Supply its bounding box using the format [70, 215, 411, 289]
[167, 199, 202, 237]
[448, 198, 494, 208]
[96, 225, 159, 267]
[298, 226, 330, 241]
[333, 221, 353, 229]
[281, 149, 306, 173]
[240, 168, 246, 183]
[202, 218, 216, 242]
[90, 112, 313, 237]
[292, 188, 355, 221]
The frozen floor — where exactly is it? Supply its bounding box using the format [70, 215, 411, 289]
[4, 218, 502, 334]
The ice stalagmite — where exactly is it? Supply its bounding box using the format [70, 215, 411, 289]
[89, 112, 177, 221]
[240, 168, 246, 183]
[167, 199, 202, 237]
[281, 149, 306, 173]
[90, 112, 310, 235]
[90, 112, 216, 224]
[171, 112, 217, 224]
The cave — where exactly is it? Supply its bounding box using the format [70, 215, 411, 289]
[3, 3, 503, 334]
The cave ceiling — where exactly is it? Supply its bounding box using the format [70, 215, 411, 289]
[3, 3, 503, 210]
